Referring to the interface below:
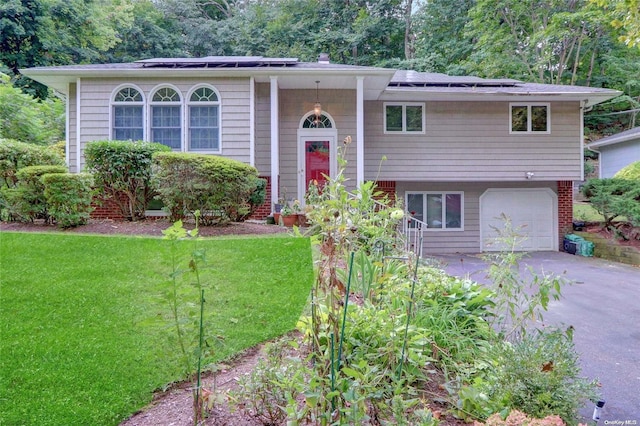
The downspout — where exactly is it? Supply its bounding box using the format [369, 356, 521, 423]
[356, 76, 365, 186]
[65, 84, 70, 168]
[270, 76, 279, 210]
[580, 100, 586, 181]
[76, 78, 81, 173]
[249, 77, 255, 167]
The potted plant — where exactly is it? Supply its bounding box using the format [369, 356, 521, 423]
[280, 202, 297, 227]
[273, 202, 282, 225]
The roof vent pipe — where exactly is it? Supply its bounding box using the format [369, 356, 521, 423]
[318, 53, 330, 64]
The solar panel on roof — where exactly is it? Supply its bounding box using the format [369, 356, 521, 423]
[390, 70, 520, 87]
[136, 56, 299, 68]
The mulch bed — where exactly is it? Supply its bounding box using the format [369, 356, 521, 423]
[0, 218, 290, 237]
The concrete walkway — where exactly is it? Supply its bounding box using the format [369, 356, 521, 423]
[430, 252, 640, 422]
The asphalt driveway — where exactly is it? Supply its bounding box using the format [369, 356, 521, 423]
[430, 251, 640, 422]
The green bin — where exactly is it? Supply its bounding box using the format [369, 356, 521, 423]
[577, 240, 594, 257]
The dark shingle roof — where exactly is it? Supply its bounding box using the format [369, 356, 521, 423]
[589, 126, 640, 148]
[20, 56, 621, 106]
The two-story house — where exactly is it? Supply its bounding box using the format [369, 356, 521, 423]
[21, 55, 620, 253]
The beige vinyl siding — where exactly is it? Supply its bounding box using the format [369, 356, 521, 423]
[76, 77, 252, 170]
[366, 101, 581, 182]
[397, 181, 558, 254]
[254, 83, 271, 176]
[68, 83, 78, 172]
[278, 89, 359, 197]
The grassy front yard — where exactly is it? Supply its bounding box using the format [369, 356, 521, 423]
[573, 202, 605, 222]
[0, 232, 313, 425]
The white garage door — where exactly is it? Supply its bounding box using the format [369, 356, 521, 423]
[480, 188, 557, 251]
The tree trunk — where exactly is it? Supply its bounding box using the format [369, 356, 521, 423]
[404, 0, 414, 60]
[585, 30, 601, 87]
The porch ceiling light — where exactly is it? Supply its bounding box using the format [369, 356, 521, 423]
[313, 80, 322, 120]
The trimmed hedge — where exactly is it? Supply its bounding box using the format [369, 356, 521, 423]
[84, 140, 171, 221]
[152, 152, 262, 225]
[42, 173, 94, 228]
[0, 165, 67, 222]
[0, 139, 65, 188]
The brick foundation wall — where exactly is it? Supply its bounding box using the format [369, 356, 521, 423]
[373, 180, 397, 202]
[91, 176, 274, 221]
[558, 180, 573, 249]
[249, 176, 272, 220]
[91, 194, 126, 220]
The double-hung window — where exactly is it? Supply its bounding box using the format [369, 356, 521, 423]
[112, 87, 144, 141]
[150, 87, 182, 150]
[406, 192, 463, 230]
[510, 103, 550, 134]
[384, 103, 425, 133]
[188, 86, 220, 151]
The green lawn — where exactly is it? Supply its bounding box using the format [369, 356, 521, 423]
[0, 232, 313, 425]
[573, 202, 605, 222]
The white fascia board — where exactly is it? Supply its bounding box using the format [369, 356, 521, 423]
[588, 130, 640, 149]
[20, 67, 395, 96]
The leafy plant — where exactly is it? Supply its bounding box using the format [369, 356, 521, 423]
[41, 173, 94, 228]
[0, 139, 64, 188]
[0, 165, 67, 222]
[152, 152, 261, 225]
[0, 73, 65, 145]
[233, 339, 307, 425]
[485, 329, 599, 423]
[482, 215, 567, 340]
[85, 140, 171, 221]
[160, 214, 216, 425]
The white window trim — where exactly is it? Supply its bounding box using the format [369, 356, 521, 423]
[383, 102, 426, 134]
[406, 191, 464, 231]
[186, 85, 222, 153]
[149, 84, 183, 151]
[109, 84, 145, 141]
[509, 102, 551, 134]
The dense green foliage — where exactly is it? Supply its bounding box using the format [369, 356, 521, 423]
[0, 165, 67, 222]
[152, 152, 262, 224]
[0, 74, 64, 144]
[581, 178, 640, 226]
[0, 232, 313, 425]
[614, 160, 640, 180]
[0, 139, 64, 188]
[84, 140, 171, 221]
[41, 172, 94, 227]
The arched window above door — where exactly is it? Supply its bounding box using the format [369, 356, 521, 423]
[301, 113, 333, 129]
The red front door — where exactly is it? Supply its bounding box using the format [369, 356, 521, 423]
[305, 140, 330, 189]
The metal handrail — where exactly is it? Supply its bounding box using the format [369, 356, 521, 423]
[369, 197, 426, 259]
[403, 214, 426, 259]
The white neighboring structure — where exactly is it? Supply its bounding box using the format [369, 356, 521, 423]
[588, 127, 640, 178]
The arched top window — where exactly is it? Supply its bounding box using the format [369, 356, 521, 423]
[187, 85, 221, 152]
[152, 87, 181, 102]
[150, 86, 182, 150]
[190, 86, 219, 102]
[111, 86, 144, 141]
[302, 113, 333, 129]
[114, 87, 143, 102]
